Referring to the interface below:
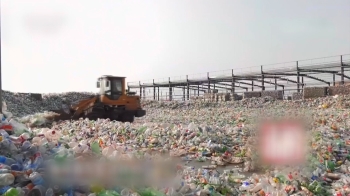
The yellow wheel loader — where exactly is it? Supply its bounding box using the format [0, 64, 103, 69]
[51, 75, 145, 122]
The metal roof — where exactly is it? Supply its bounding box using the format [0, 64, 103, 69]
[99, 75, 126, 79]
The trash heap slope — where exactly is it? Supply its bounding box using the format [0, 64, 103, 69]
[2, 91, 97, 117]
[1, 92, 350, 195]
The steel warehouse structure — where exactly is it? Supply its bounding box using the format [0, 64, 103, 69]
[127, 54, 350, 101]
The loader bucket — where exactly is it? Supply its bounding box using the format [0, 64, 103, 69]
[49, 109, 73, 121]
[47, 103, 75, 121]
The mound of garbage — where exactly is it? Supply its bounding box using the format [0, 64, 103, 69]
[2, 91, 97, 117]
[1, 92, 350, 195]
[141, 96, 277, 109]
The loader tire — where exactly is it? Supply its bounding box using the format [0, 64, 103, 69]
[84, 103, 105, 121]
[122, 114, 134, 123]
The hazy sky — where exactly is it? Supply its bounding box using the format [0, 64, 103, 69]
[2, 0, 350, 93]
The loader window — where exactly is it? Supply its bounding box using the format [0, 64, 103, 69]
[112, 79, 122, 93]
[97, 81, 100, 88]
[106, 81, 110, 87]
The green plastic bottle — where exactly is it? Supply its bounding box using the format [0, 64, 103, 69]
[325, 160, 335, 171]
[54, 154, 67, 165]
[98, 190, 120, 196]
[3, 188, 19, 196]
[91, 141, 101, 154]
[137, 188, 165, 196]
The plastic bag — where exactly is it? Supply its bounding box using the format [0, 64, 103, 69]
[9, 119, 27, 136]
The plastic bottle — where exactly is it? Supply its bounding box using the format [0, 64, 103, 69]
[120, 189, 130, 196]
[0, 168, 12, 174]
[0, 139, 17, 152]
[249, 183, 263, 193]
[239, 181, 254, 191]
[10, 164, 22, 171]
[24, 145, 39, 157]
[73, 144, 88, 154]
[0, 129, 10, 137]
[16, 187, 25, 196]
[0, 186, 12, 195]
[29, 172, 44, 186]
[40, 138, 49, 146]
[51, 185, 61, 195]
[9, 133, 30, 145]
[28, 185, 46, 196]
[31, 137, 42, 145]
[26, 154, 43, 171]
[68, 141, 78, 148]
[16, 183, 30, 196]
[0, 173, 15, 186]
[179, 184, 190, 194]
[9, 119, 27, 135]
[45, 130, 61, 142]
[261, 183, 274, 196]
[102, 146, 115, 156]
[203, 170, 209, 181]
[108, 150, 119, 160]
[90, 142, 101, 154]
[21, 141, 32, 151]
[45, 188, 54, 196]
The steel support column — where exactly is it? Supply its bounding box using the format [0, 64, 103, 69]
[157, 87, 160, 100]
[153, 79, 156, 100]
[172, 87, 175, 99]
[275, 78, 277, 90]
[153, 87, 156, 100]
[186, 75, 190, 100]
[207, 72, 210, 93]
[261, 66, 265, 90]
[297, 61, 300, 92]
[197, 84, 200, 96]
[139, 88, 142, 99]
[183, 87, 185, 101]
[168, 77, 172, 101]
[301, 76, 304, 90]
[143, 87, 146, 100]
[251, 81, 254, 91]
[333, 74, 336, 86]
[231, 70, 235, 93]
[139, 81, 142, 99]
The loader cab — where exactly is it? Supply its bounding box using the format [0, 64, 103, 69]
[97, 75, 126, 100]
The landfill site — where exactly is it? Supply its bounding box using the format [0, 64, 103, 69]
[2, 62, 350, 195]
[1, 1, 350, 195]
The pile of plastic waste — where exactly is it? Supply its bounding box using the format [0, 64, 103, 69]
[2, 94, 350, 195]
[2, 91, 96, 117]
[141, 96, 277, 109]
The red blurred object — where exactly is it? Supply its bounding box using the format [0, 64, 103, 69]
[328, 145, 333, 153]
[0, 124, 12, 131]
